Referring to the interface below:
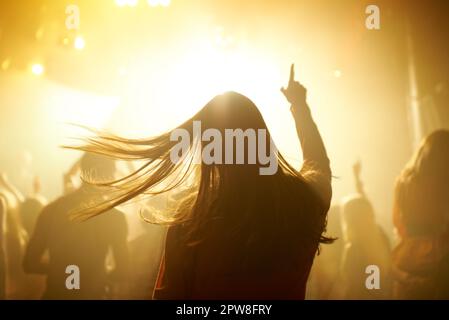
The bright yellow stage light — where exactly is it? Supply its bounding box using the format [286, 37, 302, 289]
[147, 0, 159, 7]
[160, 0, 171, 7]
[31, 63, 45, 76]
[1, 59, 11, 71]
[74, 36, 86, 50]
[115, 0, 128, 7]
[333, 69, 342, 78]
[116, 0, 139, 6]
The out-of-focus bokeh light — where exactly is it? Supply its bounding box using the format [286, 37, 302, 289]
[115, 0, 128, 7]
[159, 0, 171, 7]
[35, 27, 44, 40]
[214, 26, 235, 49]
[31, 63, 45, 76]
[118, 66, 128, 77]
[116, 0, 139, 7]
[1, 58, 11, 71]
[333, 69, 342, 78]
[147, 0, 170, 7]
[74, 36, 86, 50]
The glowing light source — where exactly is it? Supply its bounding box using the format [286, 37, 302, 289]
[118, 66, 128, 77]
[1, 59, 11, 71]
[116, 0, 139, 6]
[74, 36, 86, 50]
[31, 63, 45, 76]
[35, 27, 45, 40]
[115, 0, 128, 6]
[159, 0, 171, 6]
[214, 27, 234, 49]
[54, 95, 120, 130]
[147, 0, 170, 7]
[333, 69, 342, 78]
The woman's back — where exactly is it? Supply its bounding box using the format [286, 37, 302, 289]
[155, 174, 328, 299]
[70, 65, 332, 300]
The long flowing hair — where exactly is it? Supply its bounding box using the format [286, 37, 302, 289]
[68, 92, 332, 250]
[394, 129, 449, 236]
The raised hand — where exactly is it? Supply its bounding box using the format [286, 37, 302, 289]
[282, 64, 332, 207]
[281, 64, 307, 107]
[353, 160, 362, 179]
[353, 160, 365, 196]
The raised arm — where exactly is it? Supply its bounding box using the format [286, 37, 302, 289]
[0, 173, 24, 203]
[281, 64, 331, 206]
[352, 160, 366, 197]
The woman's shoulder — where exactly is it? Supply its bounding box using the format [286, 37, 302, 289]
[284, 171, 331, 212]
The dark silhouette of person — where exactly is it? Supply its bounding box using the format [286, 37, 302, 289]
[16, 176, 47, 299]
[0, 173, 27, 299]
[23, 154, 129, 299]
[128, 216, 165, 299]
[20, 176, 47, 238]
[392, 130, 449, 299]
[307, 205, 343, 299]
[338, 161, 391, 299]
[0, 196, 6, 299]
[69, 63, 332, 299]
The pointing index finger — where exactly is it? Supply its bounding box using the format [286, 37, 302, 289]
[289, 63, 295, 84]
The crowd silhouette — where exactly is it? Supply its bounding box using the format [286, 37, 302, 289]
[1, 64, 448, 300]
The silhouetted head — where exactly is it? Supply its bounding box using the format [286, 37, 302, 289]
[71, 92, 330, 254]
[185, 92, 279, 191]
[395, 129, 449, 234]
[409, 129, 449, 182]
[341, 194, 375, 243]
[199, 92, 267, 131]
[80, 153, 116, 182]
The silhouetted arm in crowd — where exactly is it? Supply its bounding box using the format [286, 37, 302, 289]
[353, 160, 366, 197]
[281, 64, 332, 207]
[0, 173, 24, 203]
[23, 206, 50, 274]
[0, 197, 6, 299]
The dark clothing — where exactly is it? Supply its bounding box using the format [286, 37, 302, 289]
[392, 231, 449, 300]
[393, 176, 449, 299]
[0, 197, 6, 300]
[154, 103, 332, 299]
[155, 219, 319, 299]
[128, 224, 165, 299]
[436, 251, 449, 299]
[24, 188, 128, 299]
